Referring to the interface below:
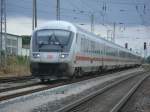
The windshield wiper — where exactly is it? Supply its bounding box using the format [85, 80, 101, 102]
[38, 41, 48, 48]
[49, 34, 64, 46]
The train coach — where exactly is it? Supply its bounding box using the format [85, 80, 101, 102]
[30, 21, 142, 81]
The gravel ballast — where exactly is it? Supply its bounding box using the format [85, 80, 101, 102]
[120, 74, 150, 112]
[0, 68, 143, 112]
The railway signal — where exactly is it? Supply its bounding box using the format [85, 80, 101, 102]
[144, 42, 147, 50]
[91, 14, 94, 33]
[56, 0, 60, 20]
[32, 0, 37, 30]
[125, 43, 128, 49]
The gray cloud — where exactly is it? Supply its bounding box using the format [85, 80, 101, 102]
[6, 0, 150, 26]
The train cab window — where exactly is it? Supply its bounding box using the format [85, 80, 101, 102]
[33, 29, 74, 52]
[91, 41, 95, 52]
[81, 38, 84, 52]
[37, 30, 71, 45]
[86, 39, 90, 54]
[76, 34, 78, 43]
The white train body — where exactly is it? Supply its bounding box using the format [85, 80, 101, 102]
[30, 21, 141, 79]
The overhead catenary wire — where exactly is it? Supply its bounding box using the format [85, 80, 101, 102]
[6, 0, 150, 34]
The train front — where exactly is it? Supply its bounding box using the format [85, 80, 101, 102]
[30, 23, 75, 80]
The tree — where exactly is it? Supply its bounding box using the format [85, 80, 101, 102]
[146, 56, 150, 64]
[21, 35, 31, 45]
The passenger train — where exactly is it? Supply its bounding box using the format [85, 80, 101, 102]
[30, 21, 142, 81]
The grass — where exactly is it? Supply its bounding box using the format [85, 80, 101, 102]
[0, 55, 31, 78]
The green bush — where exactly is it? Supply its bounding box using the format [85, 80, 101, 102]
[0, 55, 30, 76]
[146, 56, 150, 64]
[6, 56, 29, 67]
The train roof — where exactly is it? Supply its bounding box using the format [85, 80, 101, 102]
[34, 20, 77, 32]
[74, 23, 140, 57]
[35, 20, 140, 57]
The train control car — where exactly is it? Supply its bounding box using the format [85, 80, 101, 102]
[30, 21, 142, 81]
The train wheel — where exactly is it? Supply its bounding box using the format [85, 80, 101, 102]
[79, 68, 83, 77]
[97, 66, 103, 75]
[72, 67, 83, 79]
[40, 78, 45, 83]
[72, 68, 77, 79]
[75, 67, 83, 77]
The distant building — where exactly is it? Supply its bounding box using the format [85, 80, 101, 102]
[22, 45, 30, 56]
[1, 33, 29, 56]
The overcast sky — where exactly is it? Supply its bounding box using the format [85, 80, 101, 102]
[6, 0, 150, 56]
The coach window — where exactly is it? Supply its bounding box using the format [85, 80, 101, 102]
[91, 41, 95, 54]
[82, 38, 85, 53]
[90, 40, 92, 54]
[107, 46, 109, 56]
[80, 37, 83, 52]
[83, 38, 85, 53]
[76, 33, 78, 43]
[85, 38, 87, 53]
[97, 42, 99, 55]
[98, 43, 100, 55]
[113, 48, 115, 56]
[95, 42, 97, 54]
[100, 44, 102, 55]
[89, 41, 91, 53]
[96, 42, 98, 54]
[87, 39, 89, 53]
[107, 47, 109, 56]
[101, 44, 103, 55]
[110, 47, 112, 56]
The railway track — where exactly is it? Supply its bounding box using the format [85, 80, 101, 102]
[0, 67, 136, 92]
[0, 68, 142, 102]
[0, 68, 125, 93]
[0, 67, 135, 84]
[0, 82, 40, 93]
[0, 76, 34, 83]
[0, 83, 63, 101]
[54, 72, 149, 112]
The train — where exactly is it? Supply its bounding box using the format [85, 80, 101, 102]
[30, 21, 142, 81]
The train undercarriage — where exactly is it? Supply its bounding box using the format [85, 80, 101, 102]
[30, 62, 140, 82]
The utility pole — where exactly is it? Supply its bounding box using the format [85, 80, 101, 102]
[32, 0, 37, 30]
[56, 0, 60, 20]
[34, 0, 37, 28]
[0, 0, 7, 66]
[113, 22, 116, 43]
[144, 42, 147, 59]
[125, 43, 128, 49]
[32, 0, 34, 30]
[91, 14, 94, 33]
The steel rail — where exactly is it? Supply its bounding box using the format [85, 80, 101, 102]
[54, 71, 147, 112]
[110, 73, 150, 112]
[0, 82, 63, 101]
[0, 76, 34, 83]
[0, 82, 40, 93]
[0, 68, 143, 102]
[0, 68, 135, 93]
[0, 67, 137, 84]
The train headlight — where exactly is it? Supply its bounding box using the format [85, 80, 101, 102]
[60, 53, 69, 58]
[32, 53, 40, 58]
